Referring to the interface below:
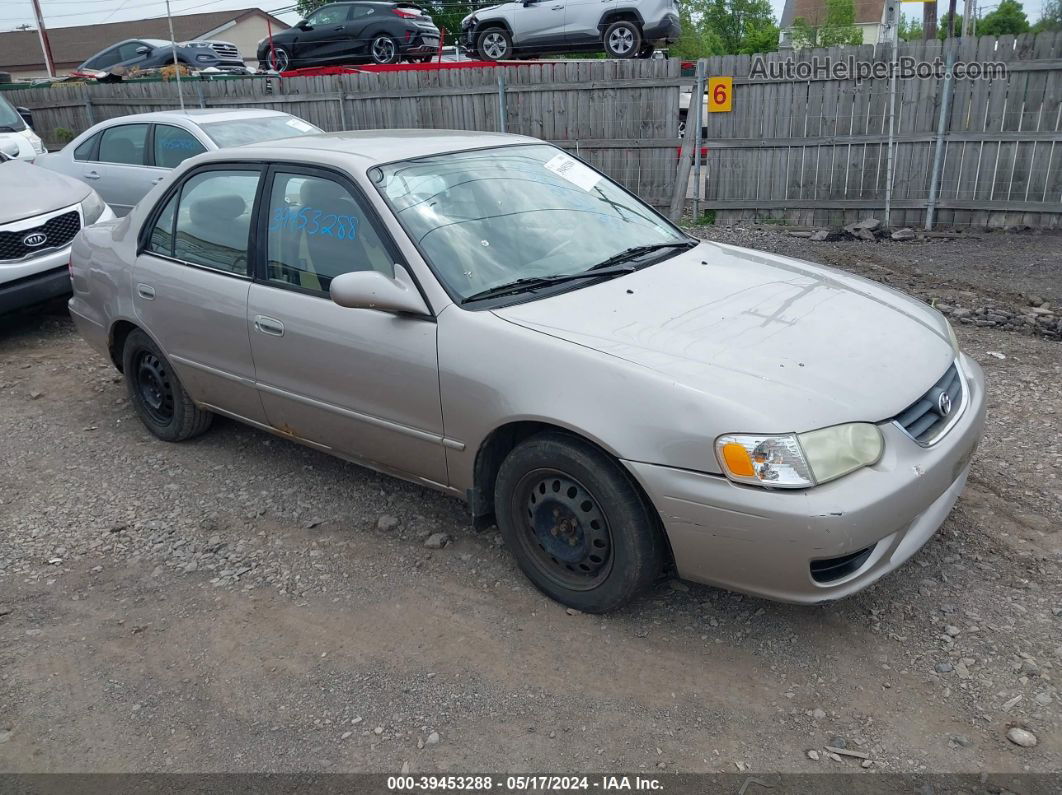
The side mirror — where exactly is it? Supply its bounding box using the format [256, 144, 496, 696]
[135, 46, 151, 55]
[0, 138, 20, 158]
[296, 19, 311, 30]
[329, 265, 429, 316]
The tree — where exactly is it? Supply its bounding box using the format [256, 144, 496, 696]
[939, 11, 963, 37]
[701, 0, 778, 54]
[900, 11, 964, 40]
[295, 0, 325, 18]
[978, 0, 1030, 35]
[1032, 0, 1062, 31]
[789, 0, 863, 47]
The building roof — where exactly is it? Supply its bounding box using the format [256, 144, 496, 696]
[779, 0, 886, 27]
[0, 8, 289, 71]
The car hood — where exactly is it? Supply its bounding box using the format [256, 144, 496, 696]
[493, 241, 955, 431]
[0, 160, 91, 222]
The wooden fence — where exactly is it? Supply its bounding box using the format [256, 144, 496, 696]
[3, 59, 682, 209]
[694, 32, 1062, 228]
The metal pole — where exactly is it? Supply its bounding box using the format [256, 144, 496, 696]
[883, 0, 901, 228]
[29, 0, 56, 78]
[962, 0, 976, 36]
[164, 0, 186, 113]
[497, 72, 506, 133]
[925, 50, 956, 230]
[691, 61, 706, 221]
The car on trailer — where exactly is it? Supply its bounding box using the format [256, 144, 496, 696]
[70, 39, 250, 78]
[258, 1, 441, 69]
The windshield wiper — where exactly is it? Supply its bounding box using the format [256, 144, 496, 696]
[462, 265, 637, 304]
[0, 126, 19, 133]
[586, 240, 697, 272]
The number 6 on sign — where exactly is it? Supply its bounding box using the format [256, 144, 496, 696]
[708, 76, 733, 112]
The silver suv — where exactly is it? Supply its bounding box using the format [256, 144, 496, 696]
[460, 0, 680, 60]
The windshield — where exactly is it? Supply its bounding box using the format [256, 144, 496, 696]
[0, 95, 26, 131]
[200, 115, 321, 148]
[373, 144, 688, 301]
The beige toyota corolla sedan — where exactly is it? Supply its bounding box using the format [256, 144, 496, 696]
[68, 130, 986, 612]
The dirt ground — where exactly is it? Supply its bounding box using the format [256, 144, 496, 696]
[0, 229, 1059, 775]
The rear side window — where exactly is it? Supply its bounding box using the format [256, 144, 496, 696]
[147, 193, 178, 257]
[98, 124, 148, 165]
[173, 170, 260, 274]
[153, 125, 206, 169]
[73, 133, 99, 161]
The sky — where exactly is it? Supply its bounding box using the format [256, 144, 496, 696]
[0, 0, 1051, 35]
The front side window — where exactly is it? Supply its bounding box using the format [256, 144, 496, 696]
[307, 4, 350, 24]
[172, 170, 260, 274]
[199, 115, 320, 148]
[117, 41, 147, 62]
[373, 144, 688, 301]
[98, 123, 148, 165]
[153, 124, 206, 169]
[265, 172, 393, 293]
[85, 46, 122, 70]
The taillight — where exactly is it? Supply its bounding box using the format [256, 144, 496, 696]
[392, 8, 419, 18]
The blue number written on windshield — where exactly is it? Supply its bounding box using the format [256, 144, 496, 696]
[269, 205, 359, 240]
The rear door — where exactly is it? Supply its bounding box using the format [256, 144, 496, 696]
[133, 164, 267, 423]
[90, 123, 156, 215]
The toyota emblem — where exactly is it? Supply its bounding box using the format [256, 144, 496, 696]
[937, 392, 952, 416]
[22, 232, 47, 248]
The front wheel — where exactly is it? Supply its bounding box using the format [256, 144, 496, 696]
[122, 329, 212, 442]
[370, 35, 400, 65]
[477, 27, 512, 61]
[264, 46, 291, 72]
[494, 432, 666, 613]
[603, 20, 642, 59]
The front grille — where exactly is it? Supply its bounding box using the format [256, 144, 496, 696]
[810, 544, 875, 583]
[0, 210, 80, 261]
[209, 42, 241, 61]
[892, 362, 964, 444]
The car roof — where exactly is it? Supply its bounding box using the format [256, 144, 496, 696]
[229, 129, 540, 165]
[93, 108, 298, 126]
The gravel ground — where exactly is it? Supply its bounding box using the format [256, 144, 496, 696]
[0, 230, 1059, 775]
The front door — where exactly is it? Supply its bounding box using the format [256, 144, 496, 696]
[515, 0, 567, 49]
[133, 165, 267, 424]
[246, 167, 447, 486]
[295, 4, 355, 63]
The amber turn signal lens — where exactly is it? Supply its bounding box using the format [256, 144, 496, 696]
[721, 442, 755, 477]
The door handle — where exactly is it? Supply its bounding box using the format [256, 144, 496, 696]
[83, 171, 100, 180]
[136, 283, 155, 300]
[151, 176, 164, 184]
[552, 4, 563, 8]
[254, 315, 285, 336]
[332, 25, 345, 30]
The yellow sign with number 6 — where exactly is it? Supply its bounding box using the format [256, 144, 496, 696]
[708, 76, 733, 112]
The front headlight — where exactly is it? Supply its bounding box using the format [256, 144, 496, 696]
[716, 423, 884, 489]
[81, 190, 107, 224]
[24, 130, 44, 154]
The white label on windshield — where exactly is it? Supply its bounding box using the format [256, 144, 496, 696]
[543, 153, 601, 192]
[286, 118, 314, 132]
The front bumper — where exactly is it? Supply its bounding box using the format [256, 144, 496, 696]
[0, 261, 72, 314]
[624, 353, 987, 603]
[643, 14, 681, 45]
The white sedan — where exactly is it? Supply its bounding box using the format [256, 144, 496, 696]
[37, 108, 321, 216]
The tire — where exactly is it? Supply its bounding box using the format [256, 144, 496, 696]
[265, 46, 291, 72]
[476, 27, 512, 61]
[370, 35, 401, 65]
[494, 431, 666, 613]
[122, 329, 212, 442]
[603, 20, 642, 59]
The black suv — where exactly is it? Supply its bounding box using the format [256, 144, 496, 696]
[258, 1, 441, 69]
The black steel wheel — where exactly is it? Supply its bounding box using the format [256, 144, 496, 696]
[515, 468, 614, 590]
[122, 329, 213, 442]
[495, 431, 666, 612]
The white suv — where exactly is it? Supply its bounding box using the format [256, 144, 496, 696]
[460, 0, 680, 60]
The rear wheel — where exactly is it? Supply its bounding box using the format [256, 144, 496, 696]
[370, 35, 401, 65]
[494, 432, 666, 613]
[477, 27, 512, 61]
[122, 329, 212, 442]
[603, 20, 641, 58]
